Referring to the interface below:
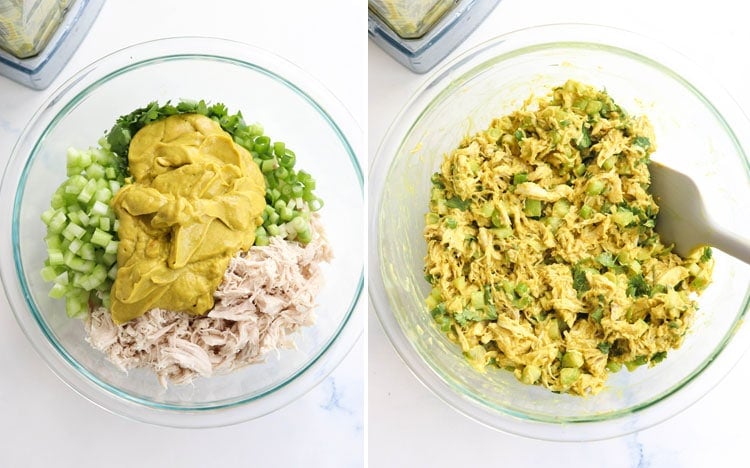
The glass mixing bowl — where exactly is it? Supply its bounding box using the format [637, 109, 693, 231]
[369, 24, 750, 440]
[0, 37, 364, 427]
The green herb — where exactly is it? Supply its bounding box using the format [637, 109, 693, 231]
[445, 196, 471, 211]
[651, 351, 667, 364]
[633, 136, 651, 150]
[576, 124, 592, 150]
[431, 172, 445, 189]
[571, 265, 591, 294]
[590, 306, 604, 323]
[454, 308, 482, 326]
[430, 302, 447, 318]
[627, 273, 651, 297]
[700, 246, 713, 263]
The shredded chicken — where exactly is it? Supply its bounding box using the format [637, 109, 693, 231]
[85, 217, 332, 387]
[423, 81, 714, 395]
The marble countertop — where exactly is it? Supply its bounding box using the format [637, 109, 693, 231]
[368, 0, 750, 467]
[0, 1, 364, 467]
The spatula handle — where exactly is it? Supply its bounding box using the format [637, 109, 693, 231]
[710, 228, 750, 265]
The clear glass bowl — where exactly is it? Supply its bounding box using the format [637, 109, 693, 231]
[0, 37, 364, 427]
[369, 24, 750, 440]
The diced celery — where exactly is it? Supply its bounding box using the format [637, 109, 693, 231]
[470, 290, 485, 309]
[560, 367, 581, 387]
[91, 200, 109, 216]
[90, 228, 112, 247]
[586, 179, 606, 196]
[77, 178, 98, 203]
[612, 209, 635, 227]
[102, 252, 117, 266]
[77, 211, 90, 227]
[108, 180, 121, 194]
[48, 249, 64, 266]
[68, 239, 83, 254]
[41, 208, 56, 225]
[79, 243, 96, 261]
[61, 222, 86, 240]
[562, 350, 585, 368]
[87, 163, 105, 179]
[41, 265, 59, 282]
[552, 199, 571, 218]
[524, 199, 542, 218]
[104, 239, 119, 255]
[48, 211, 67, 233]
[94, 187, 111, 203]
[45, 235, 62, 249]
[65, 292, 89, 318]
[53, 271, 69, 286]
[49, 283, 68, 299]
[520, 365, 542, 385]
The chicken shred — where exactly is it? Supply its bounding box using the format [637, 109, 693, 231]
[85, 217, 332, 387]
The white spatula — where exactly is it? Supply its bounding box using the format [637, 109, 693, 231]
[648, 162, 750, 264]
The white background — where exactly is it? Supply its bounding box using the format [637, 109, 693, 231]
[0, 1, 365, 467]
[369, 0, 750, 467]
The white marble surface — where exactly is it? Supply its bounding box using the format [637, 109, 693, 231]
[369, 0, 750, 467]
[0, 1, 364, 467]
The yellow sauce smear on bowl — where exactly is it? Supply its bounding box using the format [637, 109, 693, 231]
[110, 114, 266, 324]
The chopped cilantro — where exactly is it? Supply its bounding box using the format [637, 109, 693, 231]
[431, 172, 445, 189]
[430, 303, 447, 318]
[454, 308, 483, 326]
[627, 273, 651, 297]
[571, 265, 591, 294]
[590, 306, 604, 323]
[576, 124, 592, 150]
[633, 136, 651, 150]
[651, 351, 667, 364]
[445, 196, 471, 211]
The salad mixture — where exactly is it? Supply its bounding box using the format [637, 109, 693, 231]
[423, 80, 714, 396]
[41, 100, 330, 385]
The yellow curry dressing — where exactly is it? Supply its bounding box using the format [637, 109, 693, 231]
[110, 114, 266, 324]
